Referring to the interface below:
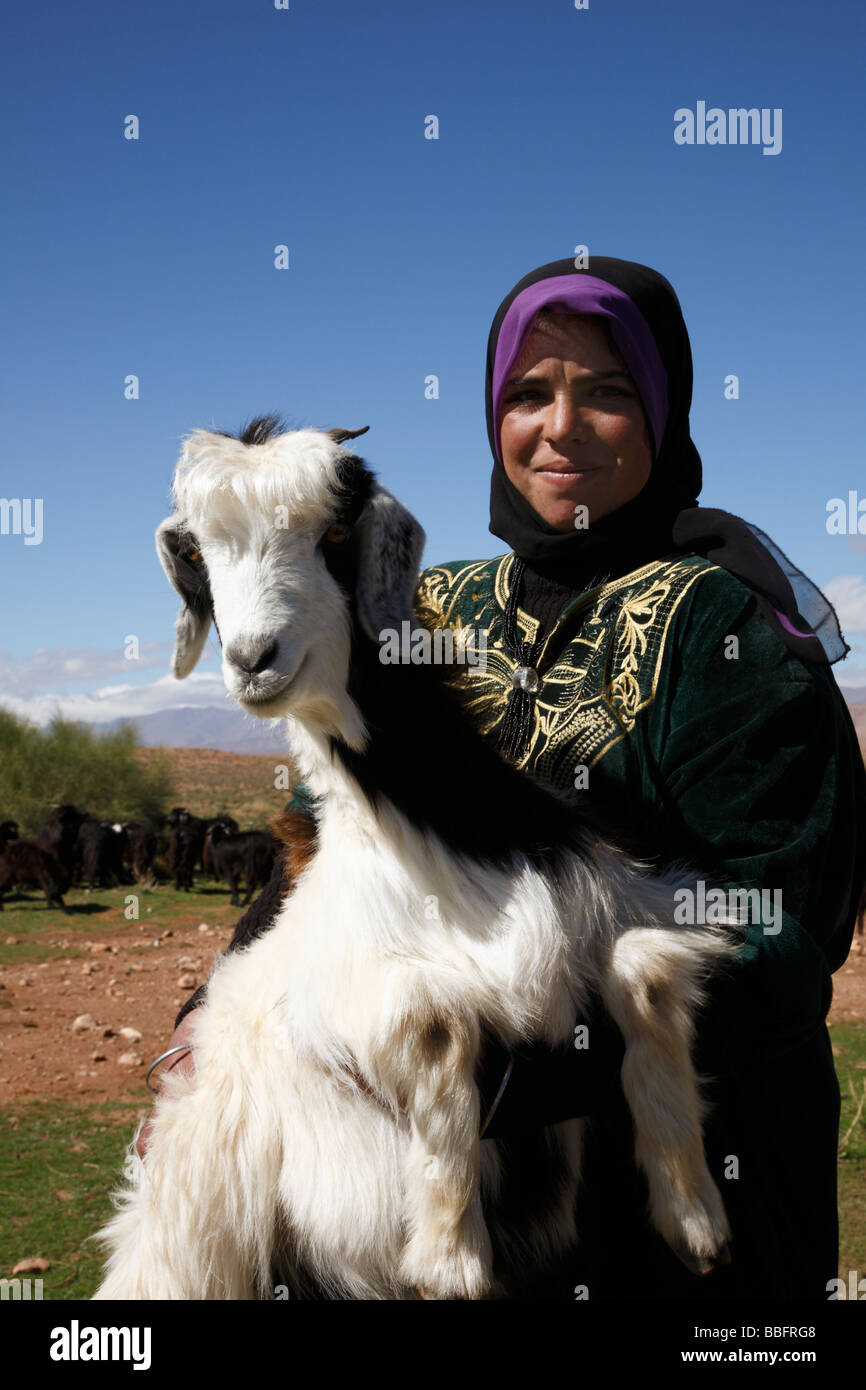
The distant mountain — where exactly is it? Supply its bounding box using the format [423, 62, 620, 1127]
[87, 684, 866, 758]
[94, 706, 289, 755]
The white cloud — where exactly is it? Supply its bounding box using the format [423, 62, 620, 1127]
[0, 640, 221, 698]
[0, 671, 231, 728]
[824, 575, 866, 636]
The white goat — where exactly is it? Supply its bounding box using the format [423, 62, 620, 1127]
[93, 417, 740, 1300]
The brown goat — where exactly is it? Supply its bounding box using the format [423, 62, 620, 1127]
[0, 840, 71, 913]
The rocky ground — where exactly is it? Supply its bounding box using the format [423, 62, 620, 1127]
[0, 912, 234, 1111]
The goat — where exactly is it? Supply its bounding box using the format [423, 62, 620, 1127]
[201, 815, 240, 875]
[93, 420, 740, 1301]
[0, 820, 19, 850]
[122, 821, 158, 883]
[164, 807, 208, 874]
[76, 818, 128, 889]
[168, 823, 199, 892]
[0, 839, 71, 913]
[205, 825, 275, 906]
[37, 804, 88, 880]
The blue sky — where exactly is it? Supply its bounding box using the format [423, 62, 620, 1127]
[1, 0, 864, 731]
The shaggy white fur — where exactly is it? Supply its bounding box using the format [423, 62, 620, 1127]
[93, 424, 740, 1300]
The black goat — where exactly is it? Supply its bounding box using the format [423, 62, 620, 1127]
[0, 840, 71, 913]
[0, 820, 20, 849]
[206, 825, 275, 907]
[76, 819, 129, 889]
[169, 823, 200, 891]
[165, 807, 207, 874]
[37, 804, 88, 879]
[122, 821, 158, 881]
[201, 816, 240, 875]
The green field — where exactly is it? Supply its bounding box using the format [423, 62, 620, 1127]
[834, 1021, 866, 1279]
[0, 878, 243, 968]
[0, 1099, 137, 1300]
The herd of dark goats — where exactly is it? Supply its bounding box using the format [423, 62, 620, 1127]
[1, 803, 862, 937]
[0, 805, 276, 915]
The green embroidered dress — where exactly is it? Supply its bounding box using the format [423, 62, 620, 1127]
[402, 546, 865, 1300]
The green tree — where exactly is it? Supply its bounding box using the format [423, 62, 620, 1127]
[0, 711, 173, 835]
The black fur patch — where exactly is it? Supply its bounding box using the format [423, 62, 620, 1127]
[328, 622, 607, 867]
[215, 413, 289, 447]
[331, 453, 376, 527]
[318, 455, 377, 594]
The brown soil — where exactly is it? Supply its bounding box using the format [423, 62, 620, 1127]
[0, 912, 235, 1110]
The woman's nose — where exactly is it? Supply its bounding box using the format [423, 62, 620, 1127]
[543, 392, 590, 445]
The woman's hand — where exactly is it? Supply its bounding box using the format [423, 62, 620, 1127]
[135, 1013, 198, 1160]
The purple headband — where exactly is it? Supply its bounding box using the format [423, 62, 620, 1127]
[491, 274, 669, 465]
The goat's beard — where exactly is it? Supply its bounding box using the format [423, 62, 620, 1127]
[229, 648, 368, 753]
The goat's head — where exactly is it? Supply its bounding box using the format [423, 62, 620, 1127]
[156, 417, 426, 744]
[0, 821, 19, 846]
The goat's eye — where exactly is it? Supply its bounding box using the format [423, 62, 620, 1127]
[185, 546, 203, 565]
[324, 522, 351, 544]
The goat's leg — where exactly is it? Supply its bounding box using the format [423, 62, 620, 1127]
[377, 1006, 493, 1300]
[597, 928, 733, 1272]
[228, 868, 241, 907]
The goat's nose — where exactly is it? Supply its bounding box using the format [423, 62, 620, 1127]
[225, 639, 279, 677]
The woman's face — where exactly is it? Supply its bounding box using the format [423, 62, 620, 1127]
[499, 314, 654, 533]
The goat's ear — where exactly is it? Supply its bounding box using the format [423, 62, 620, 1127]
[353, 483, 426, 640]
[155, 518, 213, 678]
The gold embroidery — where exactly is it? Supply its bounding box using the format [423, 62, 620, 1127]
[608, 577, 673, 724]
[414, 551, 720, 796]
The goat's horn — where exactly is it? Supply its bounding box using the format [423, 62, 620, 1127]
[324, 426, 370, 444]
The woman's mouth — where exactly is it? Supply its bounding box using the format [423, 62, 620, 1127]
[535, 466, 603, 485]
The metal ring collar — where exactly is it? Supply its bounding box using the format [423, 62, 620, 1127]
[478, 1056, 514, 1139]
[145, 1043, 193, 1094]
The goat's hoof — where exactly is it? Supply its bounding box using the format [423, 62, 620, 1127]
[400, 1238, 492, 1301]
[670, 1243, 716, 1277]
[668, 1238, 732, 1277]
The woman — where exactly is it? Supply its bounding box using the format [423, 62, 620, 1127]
[149, 255, 866, 1300]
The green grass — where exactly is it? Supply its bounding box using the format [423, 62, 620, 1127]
[832, 1019, 866, 1277]
[0, 879, 243, 967]
[0, 1099, 143, 1300]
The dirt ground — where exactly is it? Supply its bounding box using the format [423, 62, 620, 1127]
[0, 912, 236, 1113]
[1, 917, 864, 1114]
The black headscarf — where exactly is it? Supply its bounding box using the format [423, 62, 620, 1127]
[486, 256, 849, 670]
